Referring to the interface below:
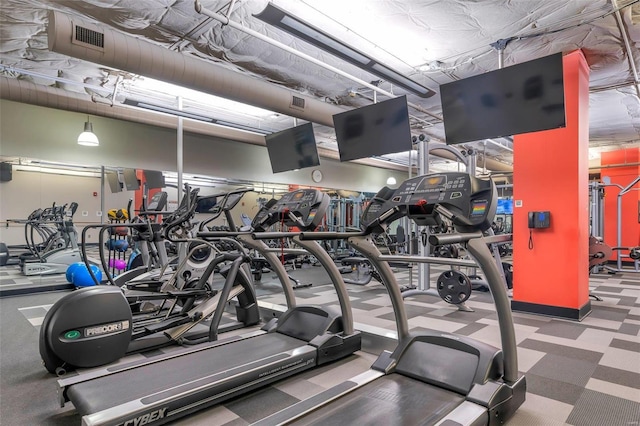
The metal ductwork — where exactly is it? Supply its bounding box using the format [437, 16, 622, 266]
[429, 146, 514, 174]
[47, 10, 343, 128]
[45, 10, 513, 174]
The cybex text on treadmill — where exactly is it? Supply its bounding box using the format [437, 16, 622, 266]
[122, 408, 166, 426]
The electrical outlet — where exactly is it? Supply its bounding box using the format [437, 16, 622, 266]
[96, 211, 103, 217]
[82, 211, 89, 217]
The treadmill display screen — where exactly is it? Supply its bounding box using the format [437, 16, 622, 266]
[252, 188, 330, 231]
[361, 172, 497, 233]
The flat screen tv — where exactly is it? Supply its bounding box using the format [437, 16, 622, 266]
[143, 170, 165, 189]
[265, 122, 320, 173]
[333, 95, 412, 162]
[123, 168, 140, 191]
[496, 199, 514, 215]
[440, 52, 565, 145]
[106, 170, 122, 193]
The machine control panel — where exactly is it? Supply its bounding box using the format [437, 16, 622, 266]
[361, 172, 497, 233]
[252, 188, 330, 232]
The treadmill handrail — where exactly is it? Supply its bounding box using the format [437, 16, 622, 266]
[292, 236, 354, 335]
[347, 235, 410, 339]
[466, 237, 518, 383]
[245, 231, 356, 336]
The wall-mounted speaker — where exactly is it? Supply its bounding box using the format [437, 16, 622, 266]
[0, 162, 12, 182]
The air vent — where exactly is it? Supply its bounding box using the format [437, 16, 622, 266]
[290, 96, 305, 110]
[71, 23, 105, 52]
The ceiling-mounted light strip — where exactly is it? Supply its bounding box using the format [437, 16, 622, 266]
[122, 98, 272, 135]
[279, 16, 370, 65]
[123, 98, 215, 122]
[254, 3, 435, 98]
[14, 164, 101, 178]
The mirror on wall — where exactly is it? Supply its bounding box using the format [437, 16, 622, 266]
[0, 156, 371, 246]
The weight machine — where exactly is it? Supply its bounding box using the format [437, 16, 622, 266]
[589, 176, 640, 273]
[402, 138, 511, 310]
[324, 195, 365, 255]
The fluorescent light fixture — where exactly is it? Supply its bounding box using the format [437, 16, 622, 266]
[77, 121, 99, 146]
[123, 98, 272, 135]
[255, 3, 435, 98]
[123, 98, 215, 122]
[216, 120, 270, 134]
[131, 77, 277, 118]
[15, 164, 101, 177]
[370, 63, 428, 94]
[279, 16, 369, 65]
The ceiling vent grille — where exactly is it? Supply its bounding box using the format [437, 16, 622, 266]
[290, 95, 305, 110]
[71, 23, 105, 52]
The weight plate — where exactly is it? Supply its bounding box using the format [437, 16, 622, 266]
[437, 270, 472, 304]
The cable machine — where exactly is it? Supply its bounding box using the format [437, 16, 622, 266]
[403, 138, 510, 308]
[589, 176, 640, 273]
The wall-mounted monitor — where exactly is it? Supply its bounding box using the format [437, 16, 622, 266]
[106, 170, 122, 193]
[143, 169, 165, 189]
[440, 52, 565, 145]
[496, 199, 514, 215]
[265, 122, 320, 173]
[333, 95, 412, 162]
[122, 168, 140, 191]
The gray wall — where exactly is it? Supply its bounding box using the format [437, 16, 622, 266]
[0, 100, 408, 192]
[0, 99, 409, 245]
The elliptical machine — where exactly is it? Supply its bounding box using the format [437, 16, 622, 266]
[21, 202, 90, 276]
[40, 188, 260, 375]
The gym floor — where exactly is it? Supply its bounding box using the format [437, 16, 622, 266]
[0, 262, 639, 425]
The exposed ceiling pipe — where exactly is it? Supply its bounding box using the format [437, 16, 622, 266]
[46, 10, 498, 173]
[47, 10, 343, 128]
[416, 133, 513, 172]
[611, 0, 640, 98]
[429, 145, 513, 173]
[194, 1, 444, 122]
[485, 138, 514, 152]
[44, 9, 520, 177]
[589, 161, 640, 170]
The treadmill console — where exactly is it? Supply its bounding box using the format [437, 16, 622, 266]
[252, 188, 329, 232]
[222, 192, 245, 211]
[361, 172, 497, 233]
[146, 191, 168, 212]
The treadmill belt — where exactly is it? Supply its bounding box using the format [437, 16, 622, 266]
[293, 374, 465, 426]
[67, 333, 305, 415]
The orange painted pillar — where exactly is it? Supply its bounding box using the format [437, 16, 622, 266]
[134, 170, 161, 213]
[601, 148, 640, 261]
[511, 50, 591, 320]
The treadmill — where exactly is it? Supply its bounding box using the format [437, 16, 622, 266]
[257, 172, 526, 426]
[55, 188, 361, 426]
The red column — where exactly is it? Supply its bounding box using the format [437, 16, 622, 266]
[511, 50, 591, 320]
[601, 148, 640, 261]
[134, 170, 161, 214]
